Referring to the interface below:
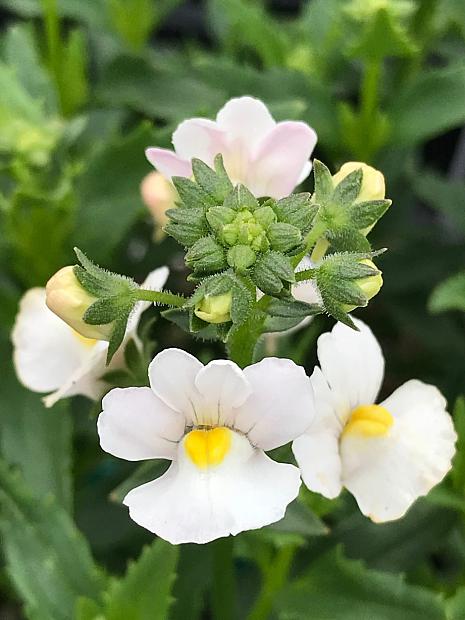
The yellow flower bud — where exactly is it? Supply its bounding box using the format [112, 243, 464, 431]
[46, 266, 112, 340]
[343, 259, 383, 312]
[194, 292, 233, 324]
[333, 162, 385, 203]
[140, 171, 177, 241]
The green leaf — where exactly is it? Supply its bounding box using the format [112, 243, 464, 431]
[388, 64, 465, 146]
[429, 271, 465, 314]
[413, 170, 465, 233]
[0, 338, 72, 510]
[162, 308, 219, 340]
[276, 547, 446, 620]
[101, 539, 178, 620]
[268, 499, 328, 538]
[447, 587, 465, 620]
[110, 460, 169, 504]
[0, 460, 105, 620]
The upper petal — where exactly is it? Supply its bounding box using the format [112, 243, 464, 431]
[123, 430, 300, 544]
[145, 147, 192, 179]
[234, 357, 315, 451]
[247, 121, 317, 198]
[172, 118, 226, 166]
[12, 288, 101, 394]
[98, 386, 185, 461]
[216, 96, 276, 148]
[340, 380, 456, 522]
[317, 319, 384, 424]
[148, 348, 204, 423]
[194, 360, 252, 426]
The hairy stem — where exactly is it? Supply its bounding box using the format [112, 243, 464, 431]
[135, 289, 186, 307]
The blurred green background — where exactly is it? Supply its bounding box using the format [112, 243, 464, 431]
[1, 0, 465, 618]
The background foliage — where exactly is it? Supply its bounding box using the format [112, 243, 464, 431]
[0, 0, 465, 618]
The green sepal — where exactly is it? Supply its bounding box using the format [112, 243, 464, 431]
[223, 183, 258, 211]
[326, 228, 371, 253]
[164, 206, 208, 247]
[107, 306, 133, 364]
[267, 222, 302, 253]
[83, 295, 123, 325]
[312, 160, 334, 204]
[333, 168, 363, 207]
[206, 206, 236, 236]
[192, 155, 233, 203]
[252, 251, 295, 295]
[185, 236, 227, 274]
[74, 248, 137, 298]
[348, 199, 392, 229]
[273, 193, 316, 233]
[267, 297, 323, 319]
[171, 176, 214, 209]
[162, 308, 219, 340]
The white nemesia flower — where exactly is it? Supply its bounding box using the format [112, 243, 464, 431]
[12, 267, 169, 408]
[293, 319, 456, 522]
[146, 96, 317, 199]
[97, 349, 315, 544]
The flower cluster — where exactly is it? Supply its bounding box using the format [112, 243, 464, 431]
[11, 95, 457, 547]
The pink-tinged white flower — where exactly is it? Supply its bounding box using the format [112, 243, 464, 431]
[12, 267, 169, 408]
[97, 349, 315, 544]
[293, 319, 456, 522]
[146, 96, 317, 200]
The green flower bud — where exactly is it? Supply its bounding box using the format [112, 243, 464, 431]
[267, 223, 302, 253]
[254, 205, 277, 228]
[185, 236, 227, 274]
[206, 206, 236, 234]
[194, 292, 233, 324]
[227, 245, 257, 271]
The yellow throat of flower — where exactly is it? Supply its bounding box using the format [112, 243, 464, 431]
[72, 329, 98, 348]
[343, 404, 394, 438]
[184, 427, 232, 469]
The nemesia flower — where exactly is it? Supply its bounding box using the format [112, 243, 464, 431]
[292, 319, 456, 522]
[140, 171, 177, 241]
[97, 349, 315, 544]
[146, 96, 317, 199]
[12, 267, 169, 408]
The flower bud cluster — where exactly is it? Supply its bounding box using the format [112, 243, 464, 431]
[165, 155, 316, 297]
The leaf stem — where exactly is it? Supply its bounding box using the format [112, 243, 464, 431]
[211, 537, 236, 620]
[135, 289, 186, 307]
[246, 544, 297, 620]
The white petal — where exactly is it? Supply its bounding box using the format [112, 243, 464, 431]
[292, 366, 343, 498]
[194, 360, 252, 426]
[216, 96, 276, 148]
[234, 357, 314, 450]
[123, 431, 300, 544]
[172, 118, 226, 166]
[148, 348, 203, 422]
[43, 343, 108, 408]
[12, 288, 101, 394]
[145, 147, 192, 179]
[341, 380, 457, 522]
[98, 387, 185, 461]
[317, 319, 384, 423]
[248, 121, 317, 198]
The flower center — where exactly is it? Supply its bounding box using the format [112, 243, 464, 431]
[72, 329, 97, 348]
[343, 404, 393, 437]
[184, 427, 232, 469]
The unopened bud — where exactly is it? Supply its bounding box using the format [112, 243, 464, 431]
[333, 162, 385, 202]
[194, 292, 233, 324]
[140, 171, 177, 240]
[344, 259, 383, 312]
[46, 266, 112, 340]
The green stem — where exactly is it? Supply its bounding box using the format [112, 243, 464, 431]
[358, 58, 382, 161]
[295, 268, 316, 282]
[211, 537, 236, 620]
[135, 288, 186, 307]
[247, 545, 296, 620]
[41, 0, 63, 108]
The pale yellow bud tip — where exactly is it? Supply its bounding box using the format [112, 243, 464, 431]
[343, 259, 383, 313]
[46, 266, 112, 341]
[194, 292, 233, 324]
[333, 162, 385, 202]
